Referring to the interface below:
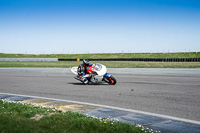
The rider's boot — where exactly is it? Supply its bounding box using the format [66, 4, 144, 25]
[77, 75, 88, 84]
[83, 78, 88, 84]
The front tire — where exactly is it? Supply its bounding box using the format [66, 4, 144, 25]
[107, 75, 117, 85]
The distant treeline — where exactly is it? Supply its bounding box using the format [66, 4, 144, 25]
[59, 58, 200, 62]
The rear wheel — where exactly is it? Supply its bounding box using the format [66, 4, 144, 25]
[106, 76, 117, 85]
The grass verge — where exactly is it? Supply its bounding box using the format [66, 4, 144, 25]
[0, 61, 200, 68]
[0, 52, 200, 59]
[0, 99, 150, 133]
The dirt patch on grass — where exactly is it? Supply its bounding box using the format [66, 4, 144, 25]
[30, 113, 56, 121]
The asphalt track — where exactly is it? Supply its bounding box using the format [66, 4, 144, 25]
[0, 68, 200, 123]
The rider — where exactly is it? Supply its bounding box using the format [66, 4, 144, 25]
[77, 59, 93, 84]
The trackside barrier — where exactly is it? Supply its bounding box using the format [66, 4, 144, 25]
[0, 58, 199, 62]
[58, 58, 200, 62]
[0, 58, 58, 62]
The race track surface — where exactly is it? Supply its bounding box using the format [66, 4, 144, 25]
[0, 68, 200, 122]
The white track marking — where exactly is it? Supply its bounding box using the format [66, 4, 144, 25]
[1, 92, 200, 125]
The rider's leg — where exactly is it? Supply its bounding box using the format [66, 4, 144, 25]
[78, 72, 88, 84]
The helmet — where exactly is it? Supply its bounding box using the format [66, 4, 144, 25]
[83, 59, 89, 65]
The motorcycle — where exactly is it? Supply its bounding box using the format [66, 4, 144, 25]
[71, 63, 117, 85]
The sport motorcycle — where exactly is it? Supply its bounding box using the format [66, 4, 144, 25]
[71, 63, 117, 85]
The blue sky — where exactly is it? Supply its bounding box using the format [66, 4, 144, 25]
[0, 0, 200, 54]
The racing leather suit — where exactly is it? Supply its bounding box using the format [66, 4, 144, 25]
[77, 63, 93, 84]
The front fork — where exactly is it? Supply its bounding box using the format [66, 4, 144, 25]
[104, 73, 111, 78]
[103, 73, 111, 83]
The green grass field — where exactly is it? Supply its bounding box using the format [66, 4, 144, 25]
[0, 61, 200, 68]
[0, 99, 150, 133]
[0, 52, 200, 59]
[0, 52, 200, 68]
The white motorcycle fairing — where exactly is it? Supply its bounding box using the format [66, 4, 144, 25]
[71, 67, 78, 75]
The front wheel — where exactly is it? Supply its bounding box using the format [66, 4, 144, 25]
[105, 75, 117, 85]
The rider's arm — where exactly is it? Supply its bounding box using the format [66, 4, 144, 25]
[77, 64, 85, 75]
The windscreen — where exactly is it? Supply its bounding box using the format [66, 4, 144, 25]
[95, 63, 102, 71]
